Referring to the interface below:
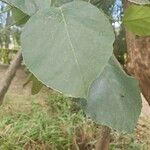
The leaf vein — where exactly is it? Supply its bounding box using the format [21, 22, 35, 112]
[59, 6, 86, 96]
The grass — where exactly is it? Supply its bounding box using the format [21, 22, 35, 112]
[0, 90, 150, 150]
[0, 91, 98, 150]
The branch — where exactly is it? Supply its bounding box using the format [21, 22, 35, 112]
[0, 51, 22, 105]
[95, 126, 111, 150]
[0, 48, 19, 52]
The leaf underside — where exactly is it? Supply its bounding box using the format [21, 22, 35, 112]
[6, 0, 51, 16]
[22, 1, 114, 98]
[78, 56, 142, 133]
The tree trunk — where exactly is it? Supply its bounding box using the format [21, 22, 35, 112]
[0, 51, 22, 105]
[125, 1, 150, 105]
[95, 126, 111, 150]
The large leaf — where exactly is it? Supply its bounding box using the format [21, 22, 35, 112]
[51, 0, 74, 6]
[5, 0, 51, 16]
[79, 56, 142, 133]
[21, 1, 115, 98]
[123, 5, 150, 36]
[51, 0, 95, 7]
[51, 0, 116, 18]
[128, 0, 150, 4]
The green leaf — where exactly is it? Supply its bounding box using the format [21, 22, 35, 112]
[6, 0, 51, 16]
[21, 1, 115, 98]
[51, 0, 91, 7]
[123, 5, 150, 36]
[23, 74, 43, 95]
[79, 56, 142, 133]
[51, 0, 73, 6]
[31, 76, 43, 95]
[12, 7, 30, 25]
[128, 0, 150, 4]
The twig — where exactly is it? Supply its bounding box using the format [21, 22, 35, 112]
[0, 51, 22, 105]
[95, 126, 111, 150]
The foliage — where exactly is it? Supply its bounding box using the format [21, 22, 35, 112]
[51, 0, 115, 17]
[11, 7, 29, 26]
[128, 0, 150, 4]
[0, 0, 146, 134]
[23, 74, 43, 95]
[124, 4, 150, 36]
[21, 1, 114, 98]
[1, 0, 150, 134]
[6, 0, 51, 16]
[79, 56, 141, 133]
[0, 2, 21, 64]
[113, 25, 127, 65]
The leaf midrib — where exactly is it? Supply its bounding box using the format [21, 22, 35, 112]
[59, 6, 86, 96]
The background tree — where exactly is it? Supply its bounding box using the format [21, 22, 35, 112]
[124, 0, 150, 105]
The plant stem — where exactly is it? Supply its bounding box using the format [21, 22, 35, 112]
[95, 126, 111, 150]
[0, 0, 12, 6]
[0, 51, 22, 105]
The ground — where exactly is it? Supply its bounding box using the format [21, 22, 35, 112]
[0, 65, 150, 150]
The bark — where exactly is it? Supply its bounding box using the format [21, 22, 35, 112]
[0, 51, 22, 105]
[125, 1, 150, 105]
[95, 126, 111, 150]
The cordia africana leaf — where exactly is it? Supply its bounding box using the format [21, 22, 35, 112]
[51, 0, 92, 7]
[11, 7, 30, 25]
[78, 56, 142, 133]
[21, 1, 115, 98]
[5, 0, 51, 16]
[124, 5, 150, 36]
[128, 0, 150, 4]
[23, 74, 43, 95]
[51, 0, 73, 6]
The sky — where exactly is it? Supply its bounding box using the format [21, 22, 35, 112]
[0, 1, 7, 26]
[112, 0, 123, 22]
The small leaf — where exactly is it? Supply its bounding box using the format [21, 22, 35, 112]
[6, 0, 51, 16]
[123, 5, 150, 36]
[12, 7, 30, 25]
[21, 1, 115, 98]
[128, 0, 150, 4]
[31, 76, 43, 95]
[24, 74, 43, 95]
[79, 56, 142, 133]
